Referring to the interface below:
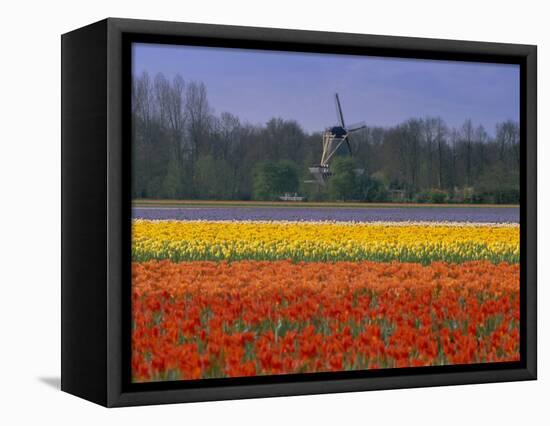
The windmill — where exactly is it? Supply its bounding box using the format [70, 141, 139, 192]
[308, 93, 366, 185]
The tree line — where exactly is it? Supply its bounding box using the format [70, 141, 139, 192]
[132, 72, 520, 204]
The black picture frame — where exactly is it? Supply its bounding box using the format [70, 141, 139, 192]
[61, 17, 537, 407]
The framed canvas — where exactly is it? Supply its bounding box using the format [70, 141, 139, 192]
[61, 18, 537, 407]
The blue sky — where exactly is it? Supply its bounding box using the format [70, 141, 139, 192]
[133, 43, 519, 136]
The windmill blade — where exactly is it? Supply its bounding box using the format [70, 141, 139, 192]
[347, 121, 367, 132]
[334, 93, 346, 128]
[344, 134, 353, 156]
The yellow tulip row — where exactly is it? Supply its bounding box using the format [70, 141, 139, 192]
[132, 220, 519, 264]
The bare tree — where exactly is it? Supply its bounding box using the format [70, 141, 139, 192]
[133, 71, 153, 126]
[462, 119, 474, 186]
[475, 124, 488, 178]
[423, 117, 437, 188]
[496, 120, 520, 166]
[185, 81, 212, 161]
[218, 112, 241, 161]
[153, 74, 187, 163]
[434, 117, 447, 189]
[449, 128, 459, 189]
[404, 119, 422, 195]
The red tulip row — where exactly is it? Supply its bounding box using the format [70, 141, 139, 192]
[132, 260, 520, 382]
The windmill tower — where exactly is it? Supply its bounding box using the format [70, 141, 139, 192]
[308, 93, 366, 186]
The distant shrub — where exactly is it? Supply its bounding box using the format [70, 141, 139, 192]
[416, 188, 448, 204]
[474, 188, 519, 204]
[429, 189, 448, 204]
[474, 163, 520, 204]
[355, 174, 389, 202]
[252, 160, 300, 201]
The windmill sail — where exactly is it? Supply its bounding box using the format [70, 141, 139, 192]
[347, 121, 367, 132]
[335, 93, 346, 128]
[334, 93, 352, 155]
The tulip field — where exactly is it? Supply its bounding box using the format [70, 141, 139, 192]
[131, 206, 520, 383]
